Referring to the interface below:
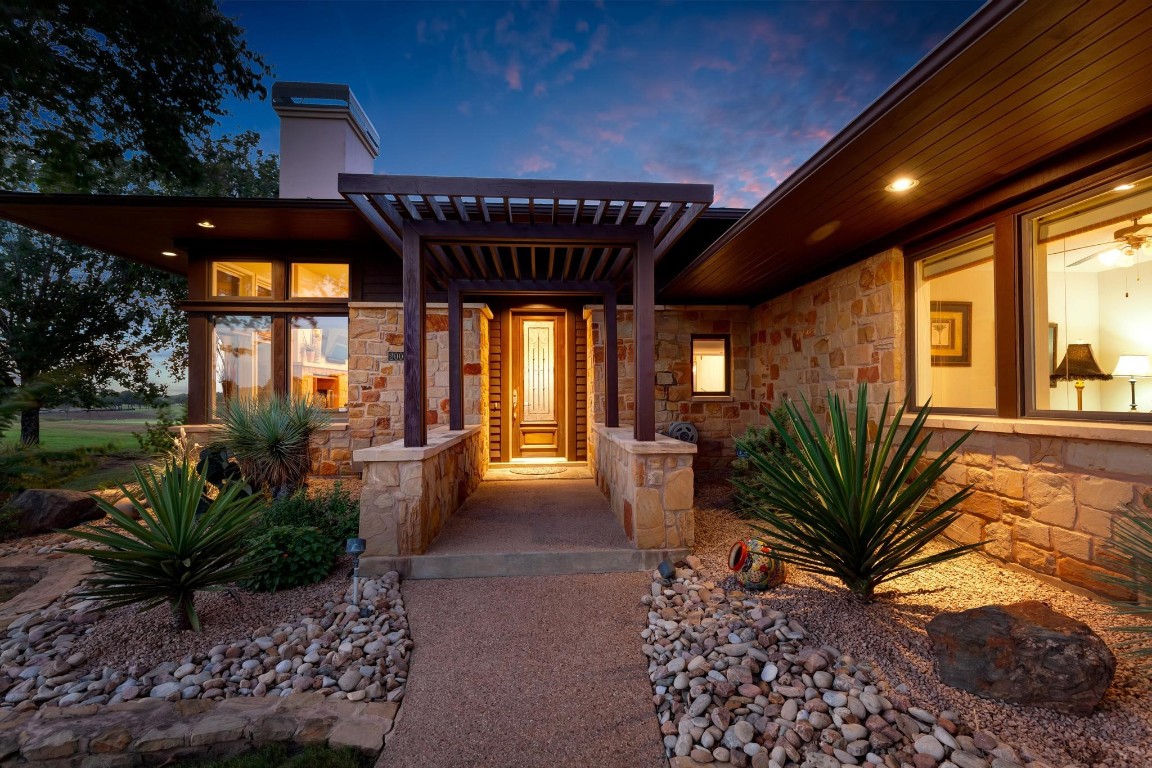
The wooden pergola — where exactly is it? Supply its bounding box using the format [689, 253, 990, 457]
[338, 174, 714, 446]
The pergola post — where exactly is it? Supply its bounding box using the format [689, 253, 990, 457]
[633, 229, 655, 441]
[448, 282, 464, 431]
[403, 224, 427, 446]
[603, 289, 619, 428]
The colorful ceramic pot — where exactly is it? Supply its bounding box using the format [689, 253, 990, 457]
[728, 538, 786, 590]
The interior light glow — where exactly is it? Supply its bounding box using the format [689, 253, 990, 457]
[885, 177, 919, 192]
[161, 250, 177, 257]
[197, 220, 215, 229]
[1114, 183, 1136, 191]
[1096, 248, 1123, 267]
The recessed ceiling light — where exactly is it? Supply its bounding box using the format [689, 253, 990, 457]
[197, 220, 215, 229]
[885, 177, 919, 192]
[161, 250, 177, 257]
[1114, 183, 1136, 191]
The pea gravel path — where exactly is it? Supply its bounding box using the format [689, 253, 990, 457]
[377, 572, 665, 768]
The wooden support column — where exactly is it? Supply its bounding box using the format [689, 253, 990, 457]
[403, 224, 427, 446]
[448, 282, 464, 431]
[633, 230, 655, 441]
[603, 290, 619, 428]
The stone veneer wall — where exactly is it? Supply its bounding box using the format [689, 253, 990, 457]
[355, 426, 485, 572]
[586, 306, 756, 470]
[589, 423, 696, 550]
[746, 246, 1152, 597]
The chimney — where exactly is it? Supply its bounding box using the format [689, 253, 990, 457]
[271, 82, 380, 199]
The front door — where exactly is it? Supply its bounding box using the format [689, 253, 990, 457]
[511, 311, 566, 459]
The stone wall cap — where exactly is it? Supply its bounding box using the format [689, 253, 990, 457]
[353, 425, 481, 462]
[907, 413, 1152, 447]
[591, 422, 698, 454]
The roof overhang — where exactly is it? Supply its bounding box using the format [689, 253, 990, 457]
[0, 194, 380, 275]
[663, 0, 1152, 302]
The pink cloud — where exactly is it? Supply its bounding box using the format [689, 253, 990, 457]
[515, 154, 557, 174]
[505, 59, 523, 91]
[596, 129, 625, 144]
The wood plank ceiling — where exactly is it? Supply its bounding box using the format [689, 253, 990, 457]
[662, 0, 1152, 303]
[339, 174, 714, 292]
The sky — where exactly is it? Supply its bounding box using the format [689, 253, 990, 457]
[216, 0, 983, 209]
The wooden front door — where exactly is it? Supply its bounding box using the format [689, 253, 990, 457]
[511, 311, 566, 459]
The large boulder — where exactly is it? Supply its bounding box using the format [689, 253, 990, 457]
[927, 600, 1114, 715]
[2, 489, 104, 535]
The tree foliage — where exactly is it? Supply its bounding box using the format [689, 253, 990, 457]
[0, 0, 270, 191]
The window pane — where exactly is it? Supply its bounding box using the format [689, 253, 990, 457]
[211, 261, 273, 297]
[291, 263, 349, 298]
[213, 316, 273, 414]
[1031, 177, 1152, 413]
[692, 337, 728, 394]
[913, 236, 996, 409]
[291, 316, 349, 412]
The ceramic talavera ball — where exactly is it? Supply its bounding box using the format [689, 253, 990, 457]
[728, 538, 787, 590]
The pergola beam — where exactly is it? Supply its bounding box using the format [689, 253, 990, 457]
[339, 173, 714, 204]
[409, 220, 651, 246]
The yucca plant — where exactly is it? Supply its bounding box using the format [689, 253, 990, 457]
[734, 384, 978, 601]
[64, 457, 267, 631]
[218, 395, 329, 500]
[1102, 500, 1152, 667]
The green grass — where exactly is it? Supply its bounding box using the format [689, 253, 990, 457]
[184, 744, 371, 768]
[32, 420, 151, 452]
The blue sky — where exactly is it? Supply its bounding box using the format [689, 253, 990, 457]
[217, 0, 981, 209]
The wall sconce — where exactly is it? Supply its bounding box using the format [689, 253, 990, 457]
[1112, 354, 1152, 411]
[1051, 342, 1112, 411]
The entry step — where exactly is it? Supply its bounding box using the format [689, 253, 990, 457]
[361, 548, 690, 580]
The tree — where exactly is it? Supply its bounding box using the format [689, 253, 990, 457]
[0, 0, 270, 191]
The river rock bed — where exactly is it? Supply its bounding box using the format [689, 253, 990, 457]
[645, 558, 1074, 768]
[0, 571, 410, 711]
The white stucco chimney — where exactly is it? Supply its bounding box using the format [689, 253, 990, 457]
[271, 82, 380, 199]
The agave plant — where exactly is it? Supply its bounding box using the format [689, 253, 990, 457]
[218, 395, 329, 500]
[64, 457, 266, 631]
[1102, 500, 1152, 667]
[734, 384, 978, 601]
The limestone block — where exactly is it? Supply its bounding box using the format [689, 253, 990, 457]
[983, 521, 1012, 560]
[1014, 541, 1056, 574]
[992, 468, 1025, 500]
[664, 468, 694, 512]
[135, 723, 188, 752]
[362, 509, 398, 557]
[364, 462, 399, 487]
[328, 720, 385, 754]
[21, 729, 80, 761]
[1076, 505, 1115, 539]
[635, 487, 664, 533]
[961, 491, 1002, 522]
[399, 462, 423, 497]
[1057, 557, 1132, 601]
[1032, 498, 1076, 530]
[945, 514, 983, 546]
[1014, 518, 1052, 550]
[189, 714, 249, 746]
[1075, 477, 1134, 513]
[1051, 528, 1093, 562]
[90, 725, 133, 754]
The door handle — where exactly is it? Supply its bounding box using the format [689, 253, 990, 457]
[512, 388, 518, 421]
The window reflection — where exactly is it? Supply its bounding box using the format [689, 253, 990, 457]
[213, 315, 273, 414]
[212, 262, 273, 297]
[291, 316, 349, 411]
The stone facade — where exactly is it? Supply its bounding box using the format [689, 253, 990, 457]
[355, 426, 485, 572]
[590, 423, 696, 550]
[586, 305, 756, 470]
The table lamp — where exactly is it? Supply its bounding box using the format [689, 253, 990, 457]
[1051, 342, 1112, 411]
[1112, 354, 1152, 411]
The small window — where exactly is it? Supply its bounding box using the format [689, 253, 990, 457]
[692, 336, 730, 396]
[1029, 175, 1152, 415]
[212, 315, 273, 415]
[291, 316, 349, 412]
[291, 263, 349, 298]
[211, 261, 273, 298]
[911, 234, 996, 409]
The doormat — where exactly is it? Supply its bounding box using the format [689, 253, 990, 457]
[508, 466, 568, 476]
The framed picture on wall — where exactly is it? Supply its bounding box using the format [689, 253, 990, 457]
[1047, 322, 1059, 387]
[929, 301, 972, 367]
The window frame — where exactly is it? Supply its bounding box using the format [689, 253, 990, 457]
[690, 334, 732, 398]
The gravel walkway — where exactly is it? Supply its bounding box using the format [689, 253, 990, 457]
[378, 573, 665, 768]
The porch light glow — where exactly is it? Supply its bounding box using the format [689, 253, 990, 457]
[197, 220, 215, 228]
[885, 177, 919, 192]
[1114, 183, 1136, 191]
[161, 250, 177, 257]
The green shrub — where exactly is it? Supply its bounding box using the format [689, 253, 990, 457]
[64, 457, 268, 631]
[260, 482, 359, 549]
[734, 383, 978, 601]
[219, 395, 328, 500]
[1103, 497, 1152, 668]
[241, 525, 335, 593]
[132, 404, 182, 455]
[731, 408, 794, 517]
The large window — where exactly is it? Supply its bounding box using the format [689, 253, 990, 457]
[691, 336, 730, 396]
[1030, 176, 1152, 414]
[291, 316, 349, 411]
[911, 235, 996, 409]
[212, 315, 273, 414]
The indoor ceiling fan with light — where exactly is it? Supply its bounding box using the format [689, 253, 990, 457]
[1062, 217, 1152, 268]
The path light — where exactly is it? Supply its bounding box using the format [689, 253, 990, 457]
[346, 537, 366, 606]
[657, 559, 675, 584]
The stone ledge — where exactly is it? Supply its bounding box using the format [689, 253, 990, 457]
[353, 425, 481, 462]
[592, 423, 698, 455]
[908, 414, 1152, 446]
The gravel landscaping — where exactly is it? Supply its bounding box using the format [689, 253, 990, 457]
[651, 476, 1152, 768]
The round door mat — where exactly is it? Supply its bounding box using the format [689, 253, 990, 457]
[507, 466, 568, 475]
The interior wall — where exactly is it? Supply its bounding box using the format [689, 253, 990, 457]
[916, 263, 996, 409]
[1097, 267, 1152, 411]
[1046, 268, 1102, 411]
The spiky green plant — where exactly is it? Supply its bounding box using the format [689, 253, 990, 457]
[218, 395, 329, 500]
[733, 384, 979, 601]
[64, 457, 266, 631]
[1103, 499, 1152, 667]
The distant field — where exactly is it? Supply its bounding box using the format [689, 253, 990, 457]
[8, 409, 162, 452]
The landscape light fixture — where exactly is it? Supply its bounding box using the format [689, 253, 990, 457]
[1111, 354, 1152, 411]
[1051, 342, 1112, 411]
[196, 220, 215, 229]
[885, 177, 919, 192]
[346, 537, 366, 606]
[657, 559, 675, 583]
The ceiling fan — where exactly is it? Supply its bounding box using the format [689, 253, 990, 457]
[1062, 217, 1151, 268]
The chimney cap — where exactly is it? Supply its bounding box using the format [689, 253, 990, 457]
[272, 81, 380, 155]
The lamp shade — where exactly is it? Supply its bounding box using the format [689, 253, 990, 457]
[1112, 354, 1152, 378]
[1051, 343, 1113, 382]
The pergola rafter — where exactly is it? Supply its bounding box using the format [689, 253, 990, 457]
[339, 173, 713, 447]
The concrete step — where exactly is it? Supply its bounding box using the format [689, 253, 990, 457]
[362, 548, 689, 580]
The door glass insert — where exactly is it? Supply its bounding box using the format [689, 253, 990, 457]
[522, 319, 555, 422]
